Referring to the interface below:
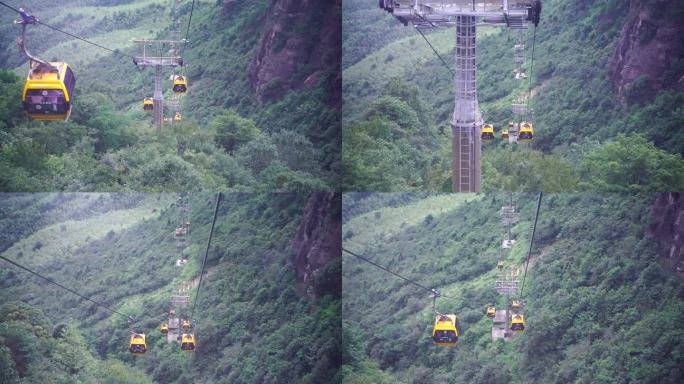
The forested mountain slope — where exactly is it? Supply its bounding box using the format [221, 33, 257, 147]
[0, 0, 340, 191]
[342, 193, 683, 383]
[0, 192, 341, 383]
[342, 0, 684, 192]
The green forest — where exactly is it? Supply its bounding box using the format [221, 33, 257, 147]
[342, 193, 683, 383]
[342, 0, 684, 192]
[0, 192, 341, 383]
[0, 0, 340, 191]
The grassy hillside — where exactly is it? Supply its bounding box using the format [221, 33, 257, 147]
[0, 0, 339, 191]
[342, 193, 683, 383]
[0, 193, 341, 383]
[342, 0, 684, 192]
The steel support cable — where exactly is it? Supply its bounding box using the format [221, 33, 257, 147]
[0, 1, 23, 14]
[181, 0, 195, 57]
[519, 192, 542, 298]
[0, 1, 136, 59]
[189, 192, 221, 322]
[415, 27, 455, 77]
[524, 26, 537, 121]
[342, 247, 458, 300]
[0, 254, 130, 318]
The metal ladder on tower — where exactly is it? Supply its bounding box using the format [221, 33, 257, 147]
[458, 127, 473, 191]
[451, 15, 482, 192]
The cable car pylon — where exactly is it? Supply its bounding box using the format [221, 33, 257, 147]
[166, 193, 192, 344]
[133, 38, 184, 132]
[489, 192, 542, 341]
[379, 1, 542, 191]
[491, 192, 520, 341]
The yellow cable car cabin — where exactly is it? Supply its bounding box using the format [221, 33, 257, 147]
[518, 122, 534, 142]
[160, 323, 169, 334]
[143, 97, 153, 111]
[432, 314, 458, 346]
[22, 62, 75, 121]
[170, 309, 176, 316]
[511, 314, 525, 332]
[497, 260, 504, 270]
[174, 112, 182, 121]
[502, 129, 509, 140]
[511, 300, 521, 310]
[129, 333, 147, 355]
[486, 307, 496, 318]
[180, 333, 195, 352]
[481, 124, 494, 142]
[175, 228, 185, 237]
[173, 75, 187, 94]
[182, 320, 191, 331]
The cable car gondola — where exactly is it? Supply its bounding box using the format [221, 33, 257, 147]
[182, 320, 191, 331]
[511, 300, 521, 310]
[486, 307, 496, 318]
[22, 62, 75, 121]
[481, 124, 494, 142]
[518, 122, 534, 142]
[502, 129, 509, 140]
[180, 333, 195, 352]
[160, 323, 169, 334]
[432, 314, 458, 346]
[511, 314, 525, 332]
[143, 97, 153, 111]
[129, 333, 147, 355]
[174, 112, 182, 121]
[173, 75, 187, 94]
[15, 9, 75, 122]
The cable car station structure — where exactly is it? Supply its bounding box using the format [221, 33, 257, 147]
[380, 1, 542, 192]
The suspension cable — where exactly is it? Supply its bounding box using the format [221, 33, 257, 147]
[415, 27, 455, 77]
[189, 192, 221, 321]
[524, 26, 537, 121]
[0, 1, 136, 59]
[181, 0, 195, 57]
[0, 254, 130, 318]
[342, 247, 458, 300]
[519, 192, 542, 298]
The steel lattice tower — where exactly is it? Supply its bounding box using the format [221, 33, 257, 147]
[379, 1, 541, 192]
[452, 16, 482, 192]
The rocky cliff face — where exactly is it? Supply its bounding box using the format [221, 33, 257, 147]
[611, 0, 684, 104]
[248, 0, 341, 104]
[290, 192, 341, 296]
[647, 193, 684, 278]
